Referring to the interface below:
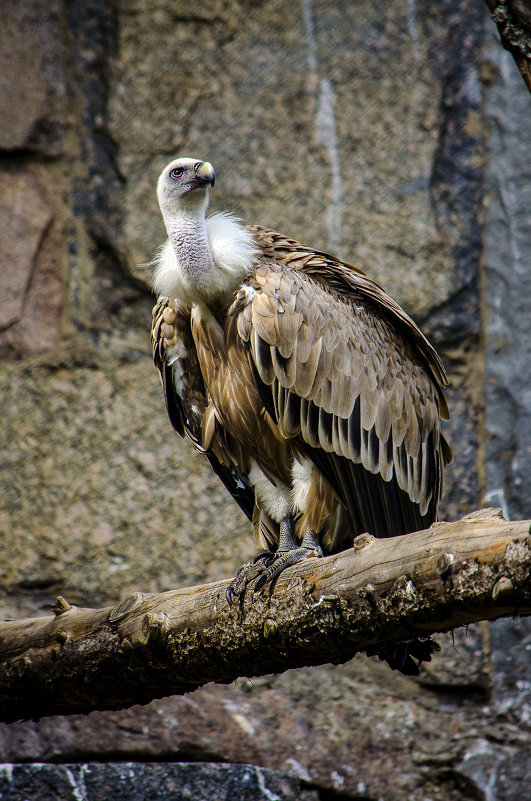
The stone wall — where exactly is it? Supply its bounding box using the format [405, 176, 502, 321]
[0, 1, 529, 799]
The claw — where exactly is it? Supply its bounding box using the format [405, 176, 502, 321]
[253, 550, 275, 565]
[227, 524, 323, 603]
[226, 559, 268, 605]
[252, 543, 321, 593]
[252, 571, 270, 593]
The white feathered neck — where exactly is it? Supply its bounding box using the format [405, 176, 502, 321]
[153, 211, 259, 306]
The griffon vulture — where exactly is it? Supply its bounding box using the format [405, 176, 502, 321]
[150, 157, 452, 674]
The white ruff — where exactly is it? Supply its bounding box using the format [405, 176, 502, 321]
[291, 457, 314, 512]
[248, 460, 290, 523]
[153, 212, 259, 305]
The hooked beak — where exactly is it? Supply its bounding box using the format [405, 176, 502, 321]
[194, 161, 215, 187]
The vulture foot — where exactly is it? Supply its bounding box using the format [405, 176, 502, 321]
[252, 539, 322, 592]
[226, 518, 322, 604]
[226, 557, 271, 604]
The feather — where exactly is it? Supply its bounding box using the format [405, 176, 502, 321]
[271, 347, 297, 388]
[318, 407, 335, 453]
[252, 303, 279, 346]
[297, 338, 322, 397]
[296, 321, 315, 364]
[301, 399, 320, 449]
[348, 396, 362, 462]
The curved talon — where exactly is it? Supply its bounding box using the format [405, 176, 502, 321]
[252, 571, 270, 593]
[226, 559, 268, 605]
[227, 528, 323, 602]
[253, 544, 322, 593]
[253, 550, 275, 565]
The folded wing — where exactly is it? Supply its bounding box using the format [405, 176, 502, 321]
[151, 297, 256, 523]
[233, 252, 451, 542]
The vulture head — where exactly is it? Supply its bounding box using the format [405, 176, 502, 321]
[154, 156, 257, 304]
[157, 157, 216, 219]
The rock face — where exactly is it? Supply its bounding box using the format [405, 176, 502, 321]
[0, 1, 529, 799]
[0, 763, 320, 801]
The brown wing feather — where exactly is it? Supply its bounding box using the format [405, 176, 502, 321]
[151, 297, 198, 440]
[151, 298, 258, 524]
[234, 233, 451, 538]
[191, 302, 293, 489]
[247, 225, 450, 416]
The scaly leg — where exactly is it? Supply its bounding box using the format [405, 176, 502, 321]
[253, 524, 322, 591]
[226, 516, 322, 603]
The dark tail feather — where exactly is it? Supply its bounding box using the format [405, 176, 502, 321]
[366, 636, 440, 676]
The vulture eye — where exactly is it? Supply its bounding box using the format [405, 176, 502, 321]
[169, 166, 184, 179]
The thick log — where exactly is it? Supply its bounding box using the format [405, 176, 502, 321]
[0, 510, 530, 723]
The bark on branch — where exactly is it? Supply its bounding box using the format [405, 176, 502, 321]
[0, 509, 530, 723]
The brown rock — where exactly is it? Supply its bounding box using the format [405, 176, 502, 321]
[0, 653, 509, 800]
[0, 170, 65, 359]
[110, 1, 458, 316]
[0, 0, 65, 155]
[0, 359, 254, 612]
[0, 173, 52, 331]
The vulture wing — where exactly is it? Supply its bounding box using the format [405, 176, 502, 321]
[233, 228, 451, 543]
[151, 297, 256, 523]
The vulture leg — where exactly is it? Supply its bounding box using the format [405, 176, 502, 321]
[226, 516, 323, 603]
[253, 519, 323, 592]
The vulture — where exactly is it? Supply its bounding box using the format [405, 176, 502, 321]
[151, 157, 452, 674]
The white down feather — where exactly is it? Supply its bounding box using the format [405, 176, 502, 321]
[153, 212, 259, 304]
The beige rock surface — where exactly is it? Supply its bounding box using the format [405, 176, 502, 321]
[0, 359, 254, 616]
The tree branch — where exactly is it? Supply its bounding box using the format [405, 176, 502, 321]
[1, 510, 530, 723]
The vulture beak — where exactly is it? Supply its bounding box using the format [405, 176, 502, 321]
[194, 161, 215, 187]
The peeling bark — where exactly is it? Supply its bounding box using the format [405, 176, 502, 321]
[0, 510, 530, 723]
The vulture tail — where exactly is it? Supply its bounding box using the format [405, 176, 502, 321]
[365, 636, 441, 676]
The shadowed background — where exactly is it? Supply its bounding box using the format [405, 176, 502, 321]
[0, 0, 530, 799]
